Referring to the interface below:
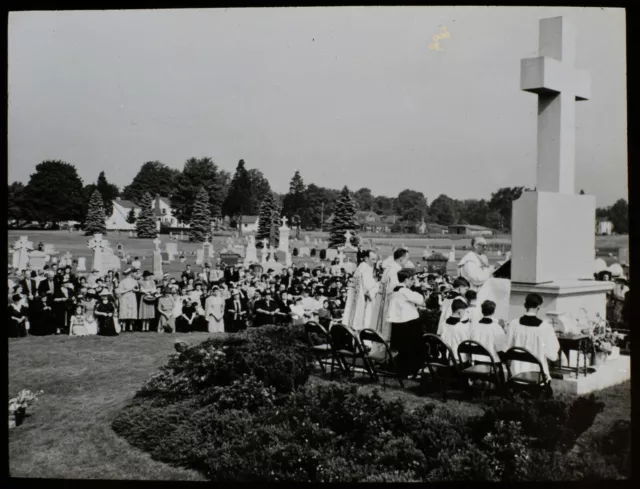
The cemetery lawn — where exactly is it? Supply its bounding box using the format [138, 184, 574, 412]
[9, 332, 630, 480]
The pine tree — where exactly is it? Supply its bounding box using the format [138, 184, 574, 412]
[256, 193, 281, 247]
[329, 186, 358, 248]
[136, 192, 157, 238]
[222, 159, 254, 236]
[84, 190, 107, 236]
[126, 207, 137, 224]
[189, 186, 211, 242]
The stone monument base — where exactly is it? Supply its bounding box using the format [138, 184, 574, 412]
[508, 279, 613, 322]
[550, 354, 630, 395]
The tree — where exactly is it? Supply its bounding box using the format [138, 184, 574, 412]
[222, 160, 254, 236]
[373, 195, 396, 216]
[430, 194, 457, 226]
[329, 186, 358, 248]
[248, 169, 272, 214]
[171, 157, 228, 225]
[459, 199, 489, 227]
[135, 192, 157, 238]
[395, 189, 429, 222]
[189, 186, 212, 242]
[122, 161, 180, 204]
[256, 192, 281, 247]
[282, 170, 308, 230]
[84, 189, 107, 235]
[608, 198, 628, 234]
[8, 182, 33, 228]
[96, 171, 120, 216]
[126, 207, 137, 224]
[23, 160, 85, 226]
[354, 188, 374, 211]
[488, 186, 526, 230]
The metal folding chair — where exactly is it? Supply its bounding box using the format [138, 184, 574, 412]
[457, 340, 504, 398]
[330, 324, 377, 381]
[359, 328, 404, 389]
[500, 347, 553, 399]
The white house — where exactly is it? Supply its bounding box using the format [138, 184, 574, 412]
[106, 198, 140, 231]
[597, 220, 613, 235]
[153, 195, 189, 229]
[240, 216, 259, 233]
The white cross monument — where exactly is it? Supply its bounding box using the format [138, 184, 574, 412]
[88, 234, 107, 275]
[508, 16, 612, 320]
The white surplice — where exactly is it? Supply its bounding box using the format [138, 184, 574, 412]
[505, 314, 560, 378]
[343, 261, 379, 331]
[440, 318, 471, 360]
[458, 251, 494, 291]
[369, 261, 402, 342]
[469, 317, 507, 362]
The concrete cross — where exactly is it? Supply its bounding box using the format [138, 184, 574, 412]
[520, 16, 590, 194]
[281, 216, 288, 227]
[13, 236, 32, 252]
[153, 237, 162, 251]
[62, 252, 73, 262]
[87, 234, 106, 251]
[261, 238, 269, 249]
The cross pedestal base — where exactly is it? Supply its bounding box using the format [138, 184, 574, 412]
[508, 279, 613, 323]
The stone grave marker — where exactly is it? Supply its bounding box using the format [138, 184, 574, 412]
[88, 234, 107, 274]
[279, 217, 290, 252]
[153, 249, 163, 279]
[43, 243, 56, 256]
[244, 236, 258, 265]
[77, 257, 87, 272]
[28, 248, 48, 271]
[448, 245, 456, 263]
[196, 249, 205, 266]
[326, 249, 338, 261]
[166, 242, 178, 261]
[300, 246, 310, 257]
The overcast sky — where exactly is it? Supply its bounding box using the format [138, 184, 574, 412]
[8, 7, 627, 206]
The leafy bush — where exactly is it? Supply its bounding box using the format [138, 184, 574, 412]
[292, 247, 299, 256]
[113, 324, 623, 482]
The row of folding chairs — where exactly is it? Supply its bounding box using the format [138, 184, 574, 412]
[304, 322, 553, 399]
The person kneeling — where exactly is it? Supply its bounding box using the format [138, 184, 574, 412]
[387, 268, 427, 378]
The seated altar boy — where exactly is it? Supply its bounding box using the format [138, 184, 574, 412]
[504, 293, 560, 379]
[440, 298, 471, 359]
[469, 300, 506, 363]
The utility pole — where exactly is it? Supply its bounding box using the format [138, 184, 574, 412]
[320, 202, 324, 232]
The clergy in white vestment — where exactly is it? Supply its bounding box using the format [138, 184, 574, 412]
[437, 277, 470, 335]
[343, 250, 379, 331]
[440, 298, 472, 360]
[458, 237, 495, 291]
[369, 248, 409, 343]
[504, 293, 560, 379]
[469, 300, 506, 363]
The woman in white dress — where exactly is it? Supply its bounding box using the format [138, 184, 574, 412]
[205, 287, 225, 333]
[82, 292, 99, 335]
[117, 268, 139, 332]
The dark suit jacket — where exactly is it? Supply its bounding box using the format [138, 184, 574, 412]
[20, 279, 38, 298]
[225, 297, 248, 321]
[253, 299, 280, 326]
[38, 279, 57, 298]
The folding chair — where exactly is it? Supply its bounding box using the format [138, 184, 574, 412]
[500, 347, 553, 399]
[457, 340, 504, 398]
[421, 333, 461, 400]
[304, 321, 339, 377]
[359, 328, 404, 389]
[330, 324, 377, 381]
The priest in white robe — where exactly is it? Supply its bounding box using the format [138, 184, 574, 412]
[343, 250, 379, 331]
[458, 237, 495, 291]
[369, 248, 409, 345]
[504, 293, 560, 379]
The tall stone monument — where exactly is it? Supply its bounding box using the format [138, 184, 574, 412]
[88, 234, 107, 275]
[279, 216, 290, 252]
[509, 16, 612, 319]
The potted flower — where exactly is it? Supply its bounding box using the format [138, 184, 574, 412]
[9, 389, 43, 428]
[588, 314, 622, 366]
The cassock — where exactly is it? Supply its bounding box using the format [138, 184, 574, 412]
[343, 261, 378, 331]
[440, 316, 471, 360]
[505, 313, 560, 378]
[369, 261, 402, 343]
[469, 316, 507, 362]
[458, 251, 494, 291]
[436, 291, 465, 335]
[386, 286, 426, 377]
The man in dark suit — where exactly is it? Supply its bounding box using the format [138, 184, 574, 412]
[181, 264, 196, 286]
[38, 271, 57, 305]
[224, 289, 249, 333]
[253, 290, 280, 327]
[20, 270, 38, 302]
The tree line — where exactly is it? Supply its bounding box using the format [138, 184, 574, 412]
[8, 159, 628, 239]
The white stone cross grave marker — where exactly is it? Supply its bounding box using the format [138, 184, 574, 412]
[88, 234, 107, 274]
[12, 236, 32, 270]
[153, 237, 162, 251]
[281, 216, 288, 228]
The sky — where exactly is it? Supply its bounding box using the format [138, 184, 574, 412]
[8, 7, 627, 207]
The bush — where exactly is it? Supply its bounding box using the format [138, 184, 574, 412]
[319, 249, 327, 260]
[292, 248, 299, 257]
[113, 324, 621, 482]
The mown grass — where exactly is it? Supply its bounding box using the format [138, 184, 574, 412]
[9, 330, 630, 480]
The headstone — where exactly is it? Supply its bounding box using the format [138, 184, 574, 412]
[343, 230, 356, 250]
[275, 250, 286, 263]
[326, 249, 338, 261]
[233, 244, 246, 258]
[203, 242, 212, 262]
[244, 236, 258, 265]
[300, 246, 310, 257]
[153, 237, 162, 251]
[448, 245, 456, 263]
[153, 250, 163, 279]
[304, 235, 310, 245]
[43, 243, 56, 256]
[28, 250, 48, 271]
[196, 249, 205, 266]
[61, 252, 73, 268]
[87, 234, 107, 274]
[314, 238, 319, 247]
[279, 217, 291, 252]
[77, 257, 87, 272]
[166, 242, 178, 261]
[12, 236, 32, 271]
[509, 16, 612, 321]
[285, 251, 293, 267]
[129, 231, 133, 238]
[619, 247, 629, 265]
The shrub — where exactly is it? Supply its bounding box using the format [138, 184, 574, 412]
[319, 249, 327, 260]
[292, 248, 299, 257]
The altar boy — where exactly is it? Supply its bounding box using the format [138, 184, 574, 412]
[440, 298, 471, 359]
[469, 300, 506, 363]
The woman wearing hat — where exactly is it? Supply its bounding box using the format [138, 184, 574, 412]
[52, 275, 75, 334]
[117, 268, 139, 332]
[95, 290, 118, 336]
[139, 270, 158, 332]
[157, 287, 175, 333]
[8, 293, 29, 338]
[81, 290, 99, 336]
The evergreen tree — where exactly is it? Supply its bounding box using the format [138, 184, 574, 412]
[329, 186, 358, 249]
[256, 193, 281, 247]
[189, 186, 212, 242]
[282, 170, 307, 230]
[126, 207, 137, 224]
[84, 190, 107, 235]
[135, 192, 157, 238]
[222, 159, 254, 236]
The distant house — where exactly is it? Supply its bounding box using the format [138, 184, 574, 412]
[239, 215, 259, 233]
[448, 224, 494, 237]
[426, 223, 449, 235]
[106, 198, 140, 231]
[153, 195, 189, 229]
[597, 220, 613, 236]
[325, 211, 396, 233]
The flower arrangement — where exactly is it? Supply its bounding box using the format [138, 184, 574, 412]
[9, 389, 43, 427]
[585, 314, 624, 354]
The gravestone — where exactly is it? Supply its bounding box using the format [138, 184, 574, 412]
[275, 250, 286, 263]
[448, 245, 456, 263]
[220, 252, 241, 267]
[326, 249, 338, 261]
[77, 257, 87, 272]
[285, 251, 293, 267]
[304, 235, 310, 245]
[203, 242, 212, 262]
[509, 16, 612, 320]
[129, 231, 133, 238]
[153, 250, 163, 279]
[343, 230, 356, 250]
[618, 247, 629, 265]
[88, 234, 107, 274]
[166, 242, 178, 261]
[300, 246, 310, 257]
[244, 236, 258, 265]
[61, 252, 73, 268]
[28, 249, 48, 271]
[196, 249, 205, 266]
[279, 216, 290, 252]
[233, 245, 245, 258]
[43, 243, 56, 256]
